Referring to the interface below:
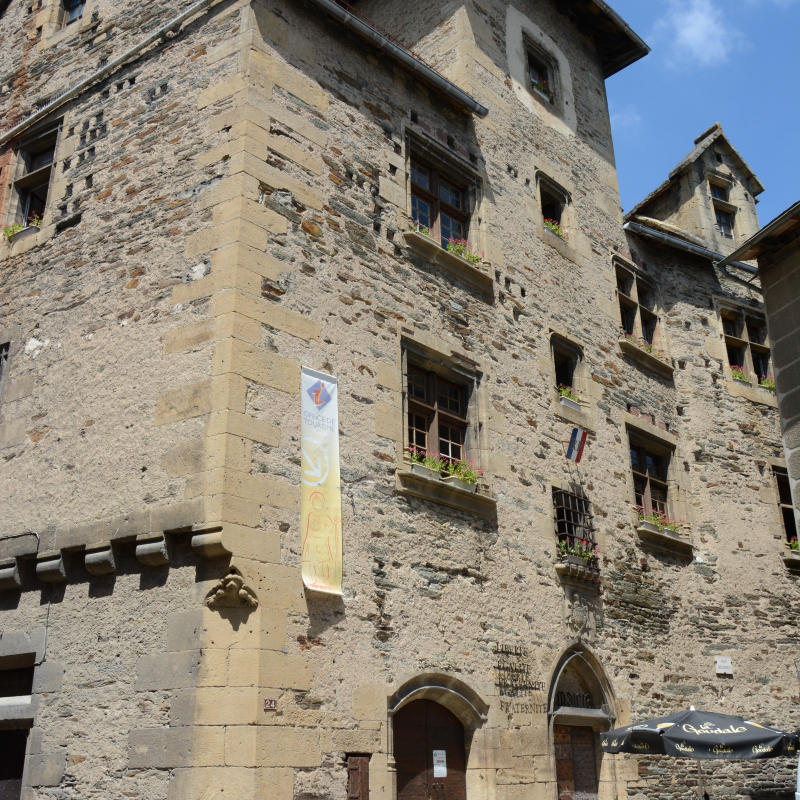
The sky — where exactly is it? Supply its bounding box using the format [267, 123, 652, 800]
[605, 0, 800, 227]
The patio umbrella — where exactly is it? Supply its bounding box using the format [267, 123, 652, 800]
[601, 707, 798, 799]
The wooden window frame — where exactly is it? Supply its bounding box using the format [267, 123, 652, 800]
[525, 37, 557, 104]
[720, 307, 771, 384]
[615, 261, 661, 347]
[61, 0, 86, 27]
[409, 157, 469, 249]
[551, 336, 582, 396]
[7, 121, 61, 228]
[407, 364, 469, 464]
[710, 182, 728, 202]
[629, 442, 670, 517]
[775, 468, 798, 544]
[714, 205, 735, 239]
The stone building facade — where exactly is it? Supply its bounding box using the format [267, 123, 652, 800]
[0, 1, 798, 799]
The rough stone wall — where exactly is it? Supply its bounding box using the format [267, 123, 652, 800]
[0, 1, 798, 799]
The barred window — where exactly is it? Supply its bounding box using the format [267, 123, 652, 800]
[553, 487, 596, 563]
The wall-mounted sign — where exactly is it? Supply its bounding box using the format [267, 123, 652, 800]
[433, 750, 447, 778]
[300, 367, 342, 595]
[715, 656, 733, 675]
[492, 642, 545, 698]
[264, 699, 277, 711]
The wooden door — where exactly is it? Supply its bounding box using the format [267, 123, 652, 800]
[395, 699, 467, 800]
[555, 725, 598, 800]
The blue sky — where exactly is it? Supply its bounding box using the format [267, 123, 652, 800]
[606, 0, 800, 227]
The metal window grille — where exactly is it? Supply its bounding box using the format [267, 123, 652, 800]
[553, 486, 596, 567]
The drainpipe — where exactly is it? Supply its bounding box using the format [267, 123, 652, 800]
[305, 0, 489, 118]
[0, 0, 221, 147]
[623, 222, 759, 276]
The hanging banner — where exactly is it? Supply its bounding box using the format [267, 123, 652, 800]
[300, 367, 342, 595]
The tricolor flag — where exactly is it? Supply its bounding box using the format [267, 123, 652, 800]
[566, 427, 587, 463]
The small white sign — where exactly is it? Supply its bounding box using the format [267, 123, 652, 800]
[715, 656, 733, 675]
[433, 750, 447, 778]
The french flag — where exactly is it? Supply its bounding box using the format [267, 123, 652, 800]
[566, 427, 587, 463]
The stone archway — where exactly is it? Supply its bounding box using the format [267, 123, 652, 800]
[387, 673, 489, 800]
[547, 647, 616, 800]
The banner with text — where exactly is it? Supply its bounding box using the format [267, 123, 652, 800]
[300, 367, 342, 595]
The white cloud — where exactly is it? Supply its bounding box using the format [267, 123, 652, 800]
[652, 0, 744, 68]
[610, 105, 642, 135]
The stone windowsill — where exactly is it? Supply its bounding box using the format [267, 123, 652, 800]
[396, 468, 496, 517]
[403, 231, 493, 294]
[618, 338, 674, 379]
[537, 224, 582, 266]
[783, 552, 800, 570]
[636, 524, 694, 558]
[726, 377, 778, 408]
[554, 557, 600, 584]
[552, 395, 596, 433]
[0, 694, 36, 723]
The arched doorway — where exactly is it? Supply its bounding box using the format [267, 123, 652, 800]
[394, 699, 467, 800]
[548, 648, 616, 800]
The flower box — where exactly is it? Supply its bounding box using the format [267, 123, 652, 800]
[560, 396, 581, 412]
[636, 524, 693, 558]
[441, 475, 477, 494]
[533, 86, 552, 103]
[618, 337, 674, 379]
[411, 463, 440, 481]
[7, 225, 39, 245]
[732, 378, 751, 387]
[783, 553, 800, 570]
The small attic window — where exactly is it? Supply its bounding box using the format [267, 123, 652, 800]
[710, 183, 728, 202]
[715, 152, 724, 164]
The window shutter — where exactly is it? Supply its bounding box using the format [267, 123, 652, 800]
[347, 756, 370, 800]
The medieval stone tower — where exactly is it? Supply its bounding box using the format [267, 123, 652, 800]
[0, 1, 797, 799]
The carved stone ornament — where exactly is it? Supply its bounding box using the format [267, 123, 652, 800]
[205, 567, 258, 608]
[565, 591, 595, 642]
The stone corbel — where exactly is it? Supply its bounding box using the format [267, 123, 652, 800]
[0, 558, 21, 591]
[135, 533, 170, 567]
[84, 542, 116, 576]
[191, 526, 231, 559]
[36, 551, 66, 582]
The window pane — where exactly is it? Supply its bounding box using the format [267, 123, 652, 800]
[620, 304, 636, 336]
[646, 452, 664, 480]
[408, 412, 428, 451]
[411, 195, 431, 230]
[722, 317, 737, 337]
[633, 479, 645, 508]
[777, 472, 793, 506]
[439, 179, 461, 210]
[783, 507, 798, 542]
[32, 148, 54, 171]
[747, 324, 765, 345]
[440, 213, 463, 247]
[408, 369, 426, 401]
[553, 490, 593, 546]
[437, 382, 461, 414]
[727, 345, 745, 368]
[753, 352, 770, 380]
[630, 448, 640, 472]
[710, 184, 728, 201]
[439, 424, 463, 462]
[651, 486, 667, 515]
[410, 162, 429, 191]
[642, 317, 657, 345]
[66, 0, 85, 23]
[715, 209, 734, 238]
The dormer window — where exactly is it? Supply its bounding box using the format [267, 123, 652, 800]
[710, 183, 728, 202]
[715, 208, 734, 239]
